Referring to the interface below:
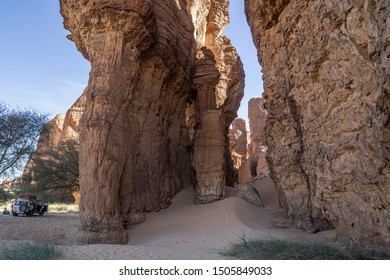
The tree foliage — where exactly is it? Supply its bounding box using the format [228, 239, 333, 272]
[0, 102, 48, 180]
[27, 139, 79, 193]
[0, 186, 12, 204]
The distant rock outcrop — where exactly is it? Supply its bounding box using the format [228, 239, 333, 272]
[228, 99, 268, 184]
[248, 98, 268, 176]
[229, 118, 251, 183]
[60, 0, 244, 244]
[24, 95, 85, 182]
[246, 0, 390, 254]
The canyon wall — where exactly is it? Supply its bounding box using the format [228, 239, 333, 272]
[60, 0, 243, 244]
[246, 0, 390, 253]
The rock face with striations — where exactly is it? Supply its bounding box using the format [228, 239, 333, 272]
[60, 0, 244, 243]
[246, 0, 390, 253]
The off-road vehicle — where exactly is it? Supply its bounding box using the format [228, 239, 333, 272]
[12, 195, 48, 216]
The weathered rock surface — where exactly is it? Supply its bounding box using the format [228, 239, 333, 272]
[231, 118, 248, 162]
[189, 0, 245, 202]
[248, 97, 268, 176]
[225, 184, 264, 208]
[228, 101, 268, 184]
[60, 0, 244, 243]
[229, 118, 252, 183]
[246, 0, 390, 253]
[60, 95, 85, 140]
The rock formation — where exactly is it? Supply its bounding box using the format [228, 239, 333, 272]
[189, 0, 245, 202]
[228, 100, 268, 184]
[246, 0, 390, 254]
[248, 97, 268, 176]
[229, 118, 252, 183]
[24, 95, 85, 180]
[230, 118, 249, 166]
[60, 0, 244, 243]
[60, 94, 85, 140]
[38, 95, 84, 152]
[23, 95, 85, 202]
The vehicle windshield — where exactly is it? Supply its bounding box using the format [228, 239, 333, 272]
[14, 200, 28, 206]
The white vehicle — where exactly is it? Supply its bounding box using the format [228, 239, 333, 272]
[12, 195, 48, 216]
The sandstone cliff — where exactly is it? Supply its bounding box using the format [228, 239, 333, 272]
[246, 0, 390, 254]
[60, 0, 244, 243]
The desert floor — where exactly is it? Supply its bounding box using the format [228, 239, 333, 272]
[0, 176, 338, 259]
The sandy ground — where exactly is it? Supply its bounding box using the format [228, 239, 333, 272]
[0, 176, 337, 259]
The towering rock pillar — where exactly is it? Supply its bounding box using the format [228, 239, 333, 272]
[60, 0, 197, 244]
[246, 0, 390, 253]
[189, 0, 245, 202]
[192, 48, 226, 203]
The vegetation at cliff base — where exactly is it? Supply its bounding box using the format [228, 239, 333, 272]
[221, 238, 362, 260]
[0, 242, 60, 260]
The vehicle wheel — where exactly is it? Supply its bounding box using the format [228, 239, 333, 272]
[19, 205, 27, 213]
[12, 213, 18, 216]
[39, 212, 44, 216]
[27, 211, 33, 216]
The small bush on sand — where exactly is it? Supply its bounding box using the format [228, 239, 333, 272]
[0, 242, 60, 260]
[48, 203, 79, 213]
[221, 238, 362, 260]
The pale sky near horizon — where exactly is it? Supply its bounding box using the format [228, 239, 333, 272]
[0, 1, 263, 124]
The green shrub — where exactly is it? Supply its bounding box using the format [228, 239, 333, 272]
[48, 203, 79, 213]
[0, 242, 60, 260]
[221, 238, 360, 260]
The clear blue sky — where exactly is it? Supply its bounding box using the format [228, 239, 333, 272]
[0, 0, 262, 123]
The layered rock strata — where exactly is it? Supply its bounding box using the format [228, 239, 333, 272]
[60, 0, 244, 243]
[246, 0, 390, 253]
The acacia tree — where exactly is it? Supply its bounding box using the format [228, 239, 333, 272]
[0, 186, 12, 204]
[0, 101, 48, 181]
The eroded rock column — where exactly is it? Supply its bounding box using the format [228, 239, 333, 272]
[192, 48, 226, 202]
[61, 0, 196, 244]
[189, 0, 245, 202]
